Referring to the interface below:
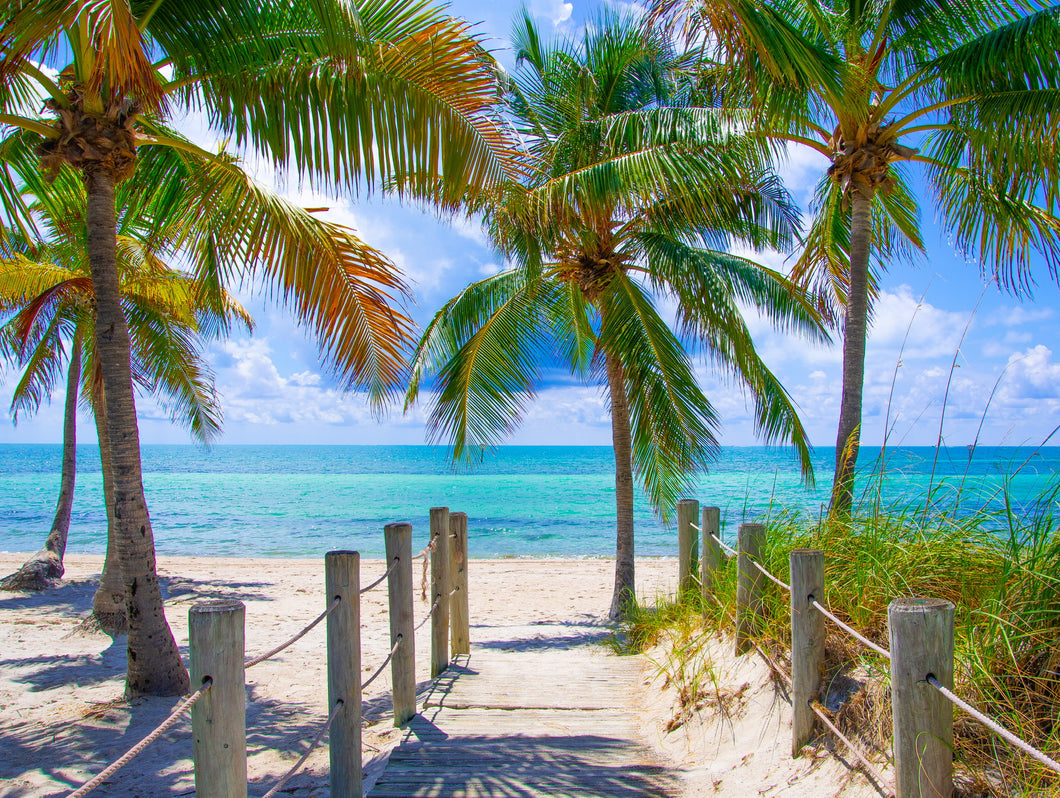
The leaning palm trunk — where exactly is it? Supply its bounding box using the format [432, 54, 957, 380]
[0, 337, 81, 590]
[91, 386, 126, 633]
[85, 169, 188, 696]
[606, 352, 637, 620]
[831, 192, 873, 516]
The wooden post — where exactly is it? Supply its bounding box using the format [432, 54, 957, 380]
[790, 549, 825, 756]
[735, 523, 766, 656]
[189, 599, 247, 798]
[889, 597, 954, 798]
[430, 506, 451, 678]
[676, 498, 699, 598]
[700, 506, 723, 615]
[326, 550, 361, 797]
[385, 523, 415, 727]
[449, 512, 470, 656]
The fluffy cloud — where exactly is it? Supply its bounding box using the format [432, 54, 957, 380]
[531, 0, 574, 25]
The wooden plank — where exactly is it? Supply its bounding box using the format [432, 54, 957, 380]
[366, 622, 679, 798]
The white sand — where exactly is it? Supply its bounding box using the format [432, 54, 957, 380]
[0, 554, 884, 797]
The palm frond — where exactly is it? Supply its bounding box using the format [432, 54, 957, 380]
[406, 269, 553, 458]
[598, 271, 718, 515]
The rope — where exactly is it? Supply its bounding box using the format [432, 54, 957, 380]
[360, 558, 399, 595]
[362, 638, 403, 691]
[65, 680, 211, 798]
[709, 531, 738, 558]
[245, 598, 340, 669]
[808, 598, 892, 660]
[261, 699, 344, 798]
[750, 559, 791, 592]
[416, 539, 435, 600]
[750, 639, 792, 688]
[926, 675, 1060, 775]
[751, 633, 889, 792]
[809, 701, 891, 790]
[706, 591, 889, 792]
[415, 596, 441, 633]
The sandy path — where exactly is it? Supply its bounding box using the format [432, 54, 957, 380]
[0, 554, 886, 798]
[0, 554, 675, 797]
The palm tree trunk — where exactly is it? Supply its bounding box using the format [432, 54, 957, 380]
[831, 191, 872, 516]
[91, 388, 127, 633]
[84, 168, 188, 696]
[0, 336, 82, 591]
[605, 351, 636, 620]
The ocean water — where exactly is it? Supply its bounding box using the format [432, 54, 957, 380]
[0, 445, 1056, 559]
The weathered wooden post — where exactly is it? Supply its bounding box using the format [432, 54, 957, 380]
[676, 498, 700, 598]
[189, 599, 247, 798]
[790, 549, 825, 756]
[700, 506, 723, 614]
[889, 598, 954, 798]
[449, 512, 470, 656]
[430, 506, 451, 678]
[735, 523, 766, 656]
[326, 550, 361, 797]
[385, 523, 416, 727]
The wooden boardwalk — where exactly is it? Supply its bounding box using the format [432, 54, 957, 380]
[365, 623, 681, 797]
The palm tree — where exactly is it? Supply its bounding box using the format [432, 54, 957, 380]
[0, 169, 250, 603]
[0, 0, 517, 695]
[407, 12, 825, 620]
[654, 0, 1060, 514]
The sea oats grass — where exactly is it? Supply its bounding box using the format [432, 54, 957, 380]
[621, 478, 1060, 795]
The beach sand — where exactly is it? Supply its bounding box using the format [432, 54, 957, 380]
[0, 554, 882, 797]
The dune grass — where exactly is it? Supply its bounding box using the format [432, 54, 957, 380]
[615, 478, 1060, 796]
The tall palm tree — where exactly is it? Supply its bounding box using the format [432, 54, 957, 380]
[407, 12, 825, 620]
[654, 0, 1060, 514]
[0, 168, 250, 599]
[0, 0, 517, 695]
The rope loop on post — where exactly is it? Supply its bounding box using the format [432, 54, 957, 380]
[64, 680, 213, 798]
[415, 538, 436, 600]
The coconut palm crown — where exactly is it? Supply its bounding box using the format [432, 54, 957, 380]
[0, 0, 520, 696]
[407, 12, 827, 619]
[654, 0, 1060, 513]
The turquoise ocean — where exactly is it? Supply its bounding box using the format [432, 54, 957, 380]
[0, 445, 1057, 559]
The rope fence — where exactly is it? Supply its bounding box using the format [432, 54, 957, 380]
[677, 496, 1060, 798]
[415, 596, 442, 633]
[62, 506, 472, 798]
[360, 557, 400, 594]
[926, 676, 1060, 775]
[362, 638, 403, 691]
[244, 597, 340, 669]
[65, 681, 211, 798]
[807, 597, 892, 660]
[260, 699, 344, 798]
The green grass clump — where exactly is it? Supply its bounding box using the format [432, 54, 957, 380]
[619, 482, 1060, 796]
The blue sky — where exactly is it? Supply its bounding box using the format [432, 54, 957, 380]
[3, 0, 1060, 450]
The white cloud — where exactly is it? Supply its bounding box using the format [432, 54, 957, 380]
[530, 0, 573, 25]
[777, 143, 829, 202]
[1000, 306, 1054, 326]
